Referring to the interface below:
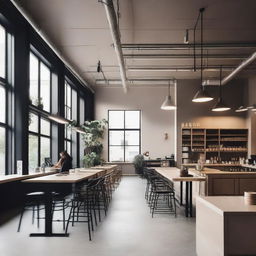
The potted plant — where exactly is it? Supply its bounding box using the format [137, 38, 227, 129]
[133, 154, 145, 176]
[36, 97, 44, 109]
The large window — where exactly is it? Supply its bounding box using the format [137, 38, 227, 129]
[108, 110, 141, 162]
[28, 113, 51, 172]
[29, 51, 52, 172]
[29, 52, 51, 112]
[64, 81, 77, 155]
[0, 24, 12, 175]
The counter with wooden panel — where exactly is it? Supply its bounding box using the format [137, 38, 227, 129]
[191, 167, 256, 196]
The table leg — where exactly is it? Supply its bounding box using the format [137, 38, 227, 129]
[185, 181, 189, 217]
[189, 181, 193, 217]
[180, 181, 183, 205]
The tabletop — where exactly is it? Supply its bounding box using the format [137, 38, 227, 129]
[22, 172, 98, 184]
[154, 167, 206, 182]
[0, 170, 57, 184]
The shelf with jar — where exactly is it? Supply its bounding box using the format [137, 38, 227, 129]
[181, 128, 248, 164]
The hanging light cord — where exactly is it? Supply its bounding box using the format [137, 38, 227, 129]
[200, 8, 205, 89]
[193, 12, 201, 71]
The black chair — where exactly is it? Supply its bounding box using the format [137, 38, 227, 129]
[150, 175, 176, 217]
[17, 191, 44, 232]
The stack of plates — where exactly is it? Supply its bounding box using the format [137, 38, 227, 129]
[244, 192, 256, 205]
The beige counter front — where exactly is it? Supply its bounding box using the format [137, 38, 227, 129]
[196, 196, 256, 256]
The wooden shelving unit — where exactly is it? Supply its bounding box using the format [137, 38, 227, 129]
[181, 128, 248, 164]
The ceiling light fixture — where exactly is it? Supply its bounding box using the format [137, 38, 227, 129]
[48, 114, 70, 124]
[97, 60, 107, 81]
[247, 104, 256, 111]
[184, 29, 189, 44]
[212, 66, 231, 112]
[192, 8, 213, 103]
[235, 106, 248, 112]
[74, 127, 87, 134]
[161, 81, 176, 110]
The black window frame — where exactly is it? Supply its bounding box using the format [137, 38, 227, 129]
[28, 112, 52, 171]
[0, 21, 14, 175]
[28, 48, 53, 172]
[64, 79, 76, 156]
[108, 110, 141, 162]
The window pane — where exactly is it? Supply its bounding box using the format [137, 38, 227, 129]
[125, 146, 140, 162]
[67, 84, 71, 108]
[80, 98, 85, 125]
[109, 131, 124, 145]
[0, 127, 5, 175]
[109, 146, 124, 162]
[41, 118, 50, 136]
[29, 134, 38, 173]
[29, 113, 38, 132]
[40, 63, 50, 112]
[29, 53, 39, 105]
[66, 141, 71, 155]
[65, 127, 72, 140]
[125, 131, 140, 145]
[0, 25, 6, 79]
[0, 86, 5, 123]
[109, 111, 124, 129]
[40, 137, 50, 165]
[125, 111, 140, 129]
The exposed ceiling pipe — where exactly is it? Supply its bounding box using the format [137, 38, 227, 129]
[122, 42, 256, 50]
[124, 54, 247, 60]
[96, 79, 175, 85]
[128, 66, 237, 72]
[222, 51, 256, 85]
[10, 0, 94, 93]
[102, 0, 128, 93]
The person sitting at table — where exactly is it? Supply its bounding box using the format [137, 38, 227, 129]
[54, 151, 73, 173]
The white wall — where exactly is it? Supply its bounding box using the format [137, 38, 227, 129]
[94, 86, 176, 162]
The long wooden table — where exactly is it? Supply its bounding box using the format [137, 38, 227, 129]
[0, 170, 57, 184]
[154, 167, 206, 217]
[23, 170, 103, 237]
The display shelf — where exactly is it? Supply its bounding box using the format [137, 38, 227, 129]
[181, 128, 248, 164]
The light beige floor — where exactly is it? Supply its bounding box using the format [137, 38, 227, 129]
[0, 176, 196, 256]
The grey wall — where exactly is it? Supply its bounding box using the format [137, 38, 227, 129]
[94, 86, 176, 162]
[176, 79, 248, 166]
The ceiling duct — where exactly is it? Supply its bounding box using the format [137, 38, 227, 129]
[101, 0, 128, 93]
[222, 51, 256, 85]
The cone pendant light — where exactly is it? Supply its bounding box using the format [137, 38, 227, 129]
[192, 8, 213, 103]
[161, 81, 176, 110]
[212, 66, 231, 112]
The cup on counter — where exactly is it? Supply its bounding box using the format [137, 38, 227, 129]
[69, 169, 75, 174]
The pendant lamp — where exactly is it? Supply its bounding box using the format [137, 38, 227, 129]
[212, 66, 231, 112]
[192, 8, 213, 103]
[161, 81, 176, 110]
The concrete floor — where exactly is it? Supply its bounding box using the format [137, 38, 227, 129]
[0, 177, 196, 256]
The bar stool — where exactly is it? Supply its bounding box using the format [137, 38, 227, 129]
[17, 191, 44, 232]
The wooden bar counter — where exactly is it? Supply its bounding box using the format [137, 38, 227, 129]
[193, 167, 256, 196]
[197, 196, 256, 256]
